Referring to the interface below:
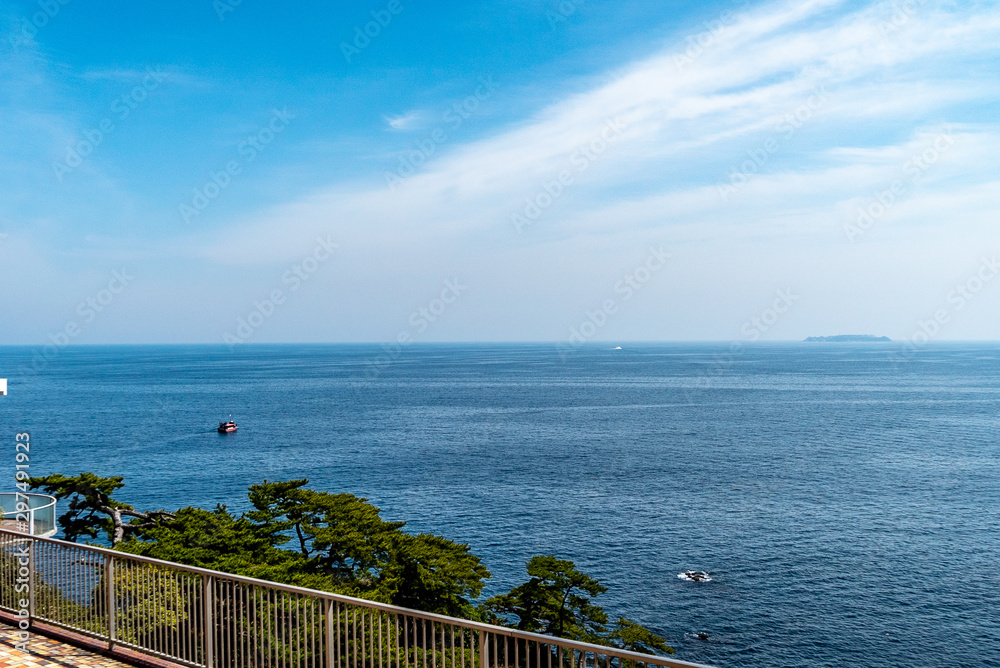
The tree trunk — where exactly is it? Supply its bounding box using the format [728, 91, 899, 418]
[111, 509, 125, 545]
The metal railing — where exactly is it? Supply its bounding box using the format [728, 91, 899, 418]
[0, 493, 57, 537]
[0, 528, 715, 668]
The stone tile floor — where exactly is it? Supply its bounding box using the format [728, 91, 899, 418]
[0, 623, 134, 668]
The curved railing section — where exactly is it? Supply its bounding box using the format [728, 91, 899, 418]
[0, 528, 717, 668]
[0, 492, 57, 538]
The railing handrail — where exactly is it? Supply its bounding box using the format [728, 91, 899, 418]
[0, 492, 57, 514]
[0, 527, 715, 668]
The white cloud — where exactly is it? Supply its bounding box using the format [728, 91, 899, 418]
[6, 0, 1000, 342]
[187, 0, 1000, 267]
[383, 111, 423, 131]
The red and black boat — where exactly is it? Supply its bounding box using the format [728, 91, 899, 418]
[217, 417, 238, 433]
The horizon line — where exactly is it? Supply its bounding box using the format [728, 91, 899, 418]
[5, 339, 1000, 347]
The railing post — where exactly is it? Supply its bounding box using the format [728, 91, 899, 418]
[326, 599, 335, 668]
[0, 530, 716, 668]
[106, 554, 116, 649]
[203, 575, 214, 668]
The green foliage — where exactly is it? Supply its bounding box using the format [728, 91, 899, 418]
[29, 472, 132, 543]
[29, 472, 669, 654]
[247, 479, 489, 616]
[110, 477, 489, 617]
[117, 505, 299, 580]
[484, 556, 673, 654]
[484, 555, 609, 641]
[608, 617, 675, 654]
[109, 565, 190, 646]
[377, 532, 490, 618]
[248, 479, 405, 579]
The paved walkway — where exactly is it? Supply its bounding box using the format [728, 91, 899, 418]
[0, 623, 134, 668]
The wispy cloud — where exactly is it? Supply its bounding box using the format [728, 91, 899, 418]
[4, 0, 1000, 342]
[185, 0, 999, 264]
[383, 111, 423, 131]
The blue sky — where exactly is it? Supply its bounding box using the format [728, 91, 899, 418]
[1, 0, 999, 344]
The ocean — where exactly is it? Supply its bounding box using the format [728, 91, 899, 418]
[1, 342, 998, 668]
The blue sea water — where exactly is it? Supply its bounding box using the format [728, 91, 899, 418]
[1, 342, 999, 668]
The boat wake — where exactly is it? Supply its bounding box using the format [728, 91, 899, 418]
[678, 570, 712, 582]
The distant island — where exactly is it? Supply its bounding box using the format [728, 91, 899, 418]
[804, 335, 891, 342]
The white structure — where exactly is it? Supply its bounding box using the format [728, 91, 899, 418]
[0, 378, 6, 395]
[0, 493, 57, 537]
